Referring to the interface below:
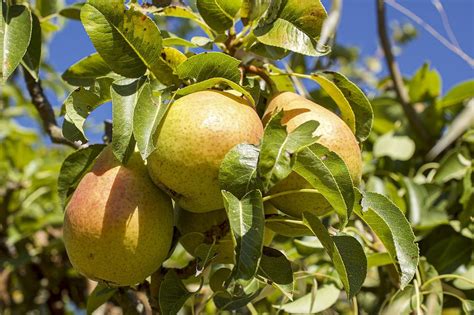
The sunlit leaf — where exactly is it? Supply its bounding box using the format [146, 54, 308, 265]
[133, 83, 168, 159]
[176, 77, 255, 106]
[57, 144, 106, 206]
[222, 190, 265, 283]
[81, 0, 162, 78]
[441, 80, 474, 108]
[22, 12, 41, 80]
[219, 143, 260, 199]
[258, 111, 319, 192]
[1, 4, 32, 83]
[197, 0, 241, 33]
[176, 52, 241, 83]
[373, 132, 416, 161]
[354, 191, 419, 288]
[277, 283, 340, 313]
[62, 53, 112, 86]
[111, 77, 146, 163]
[87, 282, 117, 315]
[62, 88, 103, 143]
[303, 212, 367, 298]
[294, 143, 355, 226]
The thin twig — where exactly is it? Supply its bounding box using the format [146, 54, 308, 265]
[23, 68, 81, 149]
[376, 0, 431, 144]
[431, 0, 461, 49]
[386, 0, 474, 67]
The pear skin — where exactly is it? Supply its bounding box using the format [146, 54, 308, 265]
[263, 92, 362, 218]
[63, 147, 174, 286]
[147, 90, 263, 213]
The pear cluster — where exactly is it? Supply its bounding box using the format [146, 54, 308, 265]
[63, 90, 362, 286]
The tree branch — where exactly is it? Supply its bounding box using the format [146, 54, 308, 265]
[376, 0, 431, 144]
[23, 69, 81, 149]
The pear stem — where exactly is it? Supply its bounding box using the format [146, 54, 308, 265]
[262, 188, 320, 202]
[242, 65, 278, 95]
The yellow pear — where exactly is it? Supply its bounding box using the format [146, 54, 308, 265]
[262, 92, 362, 218]
[63, 147, 174, 286]
[176, 204, 277, 263]
[147, 90, 264, 213]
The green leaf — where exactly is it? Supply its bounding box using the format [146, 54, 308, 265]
[278, 0, 327, 38]
[62, 53, 112, 86]
[433, 148, 471, 183]
[222, 190, 265, 282]
[86, 282, 117, 315]
[293, 143, 355, 226]
[354, 191, 419, 288]
[62, 88, 103, 143]
[111, 77, 146, 163]
[197, 0, 241, 33]
[57, 144, 105, 206]
[159, 270, 193, 315]
[152, 5, 213, 38]
[367, 252, 393, 268]
[151, 46, 186, 86]
[210, 268, 232, 292]
[373, 132, 416, 161]
[265, 64, 296, 92]
[1, 4, 32, 83]
[176, 52, 241, 83]
[258, 111, 319, 192]
[254, 18, 328, 57]
[219, 143, 260, 199]
[441, 80, 474, 108]
[319, 71, 373, 141]
[293, 238, 325, 255]
[213, 289, 260, 311]
[36, 0, 61, 17]
[380, 285, 416, 315]
[59, 2, 85, 20]
[240, 0, 270, 24]
[21, 12, 42, 80]
[176, 77, 255, 107]
[277, 283, 340, 313]
[303, 212, 367, 298]
[418, 258, 443, 314]
[133, 83, 168, 159]
[258, 247, 293, 299]
[253, 0, 328, 57]
[463, 300, 474, 314]
[81, 0, 162, 78]
[91, 77, 114, 104]
[265, 215, 312, 237]
[408, 63, 441, 102]
[308, 73, 356, 134]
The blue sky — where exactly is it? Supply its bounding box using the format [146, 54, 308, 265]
[43, 0, 474, 142]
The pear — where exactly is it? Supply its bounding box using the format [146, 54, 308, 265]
[63, 147, 174, 286]
[147, 90, 264, 213]
[176, 204, 277, 264]
[262, 92, 362, 218]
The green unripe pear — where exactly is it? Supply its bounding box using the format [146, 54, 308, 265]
[63, 147, 174, 286]
[147, 90, 264, 213]
[176, 204, 277, 263]
[263, 92, 362, 218]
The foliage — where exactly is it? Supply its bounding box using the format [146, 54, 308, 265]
[1, 0, 473, 314]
